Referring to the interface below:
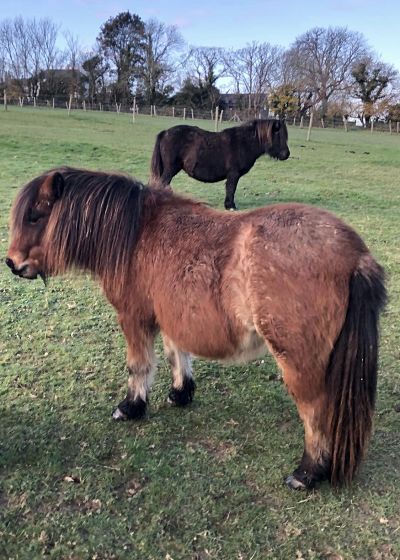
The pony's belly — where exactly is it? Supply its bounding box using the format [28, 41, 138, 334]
[176, 326, 267, 364]
[189, 169, 225, 183]
[218, 329, 267, 365]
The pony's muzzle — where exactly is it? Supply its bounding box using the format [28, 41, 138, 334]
[279, 148, 290, 160]
[5, 257, 15, 271]
[5, 257, 38, 279]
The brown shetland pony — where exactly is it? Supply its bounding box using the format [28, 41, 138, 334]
[150, 119, 290, 210]
[6, 167, 386, 490]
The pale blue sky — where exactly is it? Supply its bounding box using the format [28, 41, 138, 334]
[2, 0, 399, 71]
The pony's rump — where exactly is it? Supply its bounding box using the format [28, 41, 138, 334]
[150, 130, 165, 183]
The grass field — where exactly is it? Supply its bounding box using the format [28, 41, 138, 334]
[0, 107, 399, 560]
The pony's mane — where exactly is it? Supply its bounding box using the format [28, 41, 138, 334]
[11, 176, 45, 238]
[241, 119, 276, 146]
[41, 167, 146, 294]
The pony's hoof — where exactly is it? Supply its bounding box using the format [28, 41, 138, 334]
[285, 475, 307, 491]
[112, 407, 127, 421]
[168, 378, 196, 406]
[112, 397, 147, 420]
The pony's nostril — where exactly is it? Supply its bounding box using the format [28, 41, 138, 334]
[5, 257, 15, 270]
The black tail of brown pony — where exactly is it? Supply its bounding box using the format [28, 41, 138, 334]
[327, 254, 387, 486]
[149, 131, 165, 185]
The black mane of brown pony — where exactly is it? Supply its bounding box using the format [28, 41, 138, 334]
[18, 167, 148, 293]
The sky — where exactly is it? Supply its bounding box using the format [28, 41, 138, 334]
[2, 0, 400, 72]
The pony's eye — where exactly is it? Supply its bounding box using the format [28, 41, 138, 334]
[28, 210, 42, 224]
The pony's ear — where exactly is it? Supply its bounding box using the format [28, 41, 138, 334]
[39, 172, 65, 202]
[272, 120, 281, 132]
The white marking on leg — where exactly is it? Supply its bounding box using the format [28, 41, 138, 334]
[127, 349, 157, 401]
[163, 335, 193, 389]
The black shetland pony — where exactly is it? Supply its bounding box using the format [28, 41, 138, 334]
[150, 119, 290, 209]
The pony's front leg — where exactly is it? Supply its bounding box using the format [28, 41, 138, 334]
[162, 335, 196, 406]
[224, 174, 240, 210]
[112, 316, 157, 421]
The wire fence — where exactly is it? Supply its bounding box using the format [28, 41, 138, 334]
[2, 94, 400, 134]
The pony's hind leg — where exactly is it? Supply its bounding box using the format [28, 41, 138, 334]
[224, 174, 240, 210]
[281, 364, 332, 490]
[112, 315, 157, 421]
[162, 335, 196, 406]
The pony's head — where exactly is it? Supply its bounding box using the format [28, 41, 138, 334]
[256, 119, 290, 161]
[6, 172, 64, 281]
[6, 168, 146, 294]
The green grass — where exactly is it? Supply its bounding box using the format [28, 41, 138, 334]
[0, 107, 399, 560]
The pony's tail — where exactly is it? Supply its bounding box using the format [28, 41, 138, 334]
[327, 254, 386, 486]
[149, 131, 164, 186]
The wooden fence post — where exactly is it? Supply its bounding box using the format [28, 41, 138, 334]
[300, 116, 304, 128]
[183, 107, 186, 120]
[219, 109, 223, 123]
[214, 106, 219, 131]
[191, 108, 194, 119]
[67, 94, 72, 116]
[52, 97, 55, 109]
[132, 97, 136, 123]
[389, 120, 392, 134]
[343, 116, 348, 132]
[172, 106, 175, 118]
[370, 119, 374, 133]
[306, 111, 314, 141]
[397, 121, 399, 134]
[3, 91, 7, 111]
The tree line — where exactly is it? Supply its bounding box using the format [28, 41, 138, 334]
[1, 12, 399, 125]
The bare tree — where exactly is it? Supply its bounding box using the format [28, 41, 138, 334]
[37, 18, 60, 72]
[64, 31, 83, 96]
[29, 18, 61, 97]
[0, 17, 29, 83]
[278, 49, 314, 117]
[224, 42, 283, 111]
[184, 46, 226, 109]
[64, 31, 81, 70]
[286, 27, 368, 119]
[0, 17, 61, 97]
[0, 54, 6, 83]
[140, 19, 184, 104]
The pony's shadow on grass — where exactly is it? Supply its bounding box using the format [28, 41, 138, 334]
[1, 383, 397, 496]
[360, 427, 400, 488]
[0, 400, 116, 472]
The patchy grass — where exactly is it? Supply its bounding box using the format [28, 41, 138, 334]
[0, 107, 399, 560]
